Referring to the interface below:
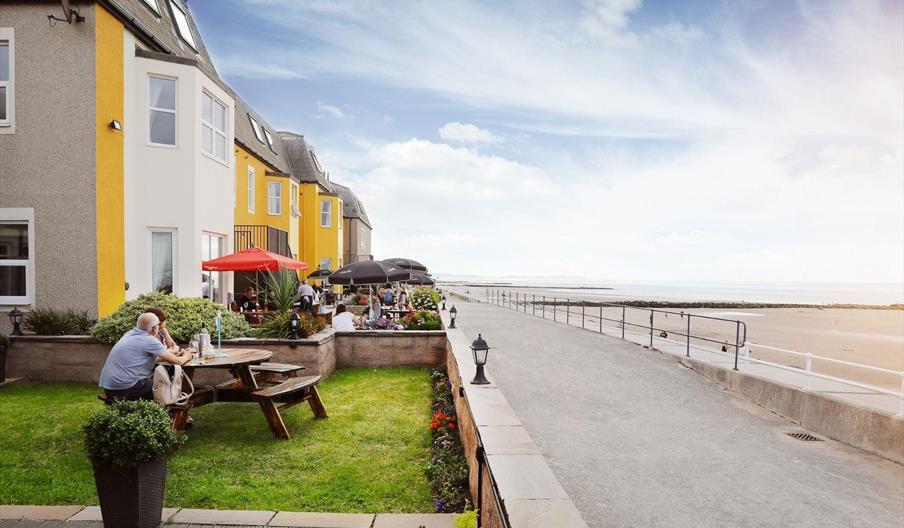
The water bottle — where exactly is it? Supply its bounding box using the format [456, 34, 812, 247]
[215, 311, 223, 356]
[199, 327, 210, 354]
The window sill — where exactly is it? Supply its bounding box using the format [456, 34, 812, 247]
[147, 142, 178, 149]
[202, 150, 230, 168]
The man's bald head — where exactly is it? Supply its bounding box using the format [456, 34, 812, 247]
[137, 312, 160, 333]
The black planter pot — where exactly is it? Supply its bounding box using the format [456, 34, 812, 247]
[93, 458, 167, 528]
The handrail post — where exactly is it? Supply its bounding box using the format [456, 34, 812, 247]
[649, 309, 654, 348]
[599, 305, 603, 333]
[532, 294, 536, 316]
[566, 301, 570, 325]
[621, 306, 626, 339]
[542, 296, 546, 319]
[733, 321, 740, 371]
[581, 303, 585, 330]
[686, 316, 691, 357]
[553, 298, 557, 322]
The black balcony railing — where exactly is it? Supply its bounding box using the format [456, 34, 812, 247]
[235, 225, 291, 257]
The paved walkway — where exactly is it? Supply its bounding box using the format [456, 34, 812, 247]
[0, 506, 455, 528]
[450, 297, 904, 528]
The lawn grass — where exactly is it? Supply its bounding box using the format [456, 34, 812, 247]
[0, 368, 435, 512]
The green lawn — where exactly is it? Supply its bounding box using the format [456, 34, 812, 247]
[0, 368, 435, 512]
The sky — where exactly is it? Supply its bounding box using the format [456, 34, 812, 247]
[192, 0, 904, 284]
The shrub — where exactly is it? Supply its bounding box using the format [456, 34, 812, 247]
[263, 270, 299, 313]
[411, 287, 440, 311]
[22, 308, 95, 335]
[402, 310, 442, 330]
[83, 399, 185, 467]
[91, 292, 251, 345]
[455, 511, 477, 528]
[0, 332, 9, 350]
[255, 311, 327, 339]
[427, 369, 470, 512]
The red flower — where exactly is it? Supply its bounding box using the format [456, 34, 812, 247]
[449, 423, 456, 429]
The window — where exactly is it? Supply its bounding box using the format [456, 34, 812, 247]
[169, 1, 197, 51]
[290, 184, 299, 217]
[150, 230, 175, 293]
[320, 199, 331, 227]
[247, 166, 255, 213]
[0, 209, 33, 305]
[319, 258, 331, 272]
[202, 91, 227, 161]
[140, 0, 160, 15]
[268, 181, 282, 215]
[0, 29, 14, 129]
[148, 76, 176, 146]
[201, 233, 224, 303]
[263, 129, 275, 152]
[248, 115, 264, 143]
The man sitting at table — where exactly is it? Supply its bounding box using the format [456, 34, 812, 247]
[298, 279, 315, 311]
[237, 286, 257, 311]
[99, 312, 193, 401]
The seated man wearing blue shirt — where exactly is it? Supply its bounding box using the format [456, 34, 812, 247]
[99, 312, 193, 401]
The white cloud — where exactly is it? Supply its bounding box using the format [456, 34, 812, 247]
[438, 122, 505, 145]
[315, 101, 346, 119]
[579, 0, 643, 46]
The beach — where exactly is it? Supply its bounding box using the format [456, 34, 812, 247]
[444, 285, 904, 393]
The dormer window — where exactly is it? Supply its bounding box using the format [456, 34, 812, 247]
[263, 129, 276, 153]
[249, 115, 264, 143]
[169, 1, 197, 51]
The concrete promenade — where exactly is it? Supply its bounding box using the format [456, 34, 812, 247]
[450, 298, 904, 528]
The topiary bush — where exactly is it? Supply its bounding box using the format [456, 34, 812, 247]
[411, 287, 441, 311]
[91, 292, 251, 344]
[401, 310, 442, 330]
[84, 399, 185, 467]
[23, 308, 95, 335]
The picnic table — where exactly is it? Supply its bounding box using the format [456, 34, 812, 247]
[178, 348, 327, 439]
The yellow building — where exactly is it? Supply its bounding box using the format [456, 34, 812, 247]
[280, 132, 344, 280]
[232, 100, 299, 260]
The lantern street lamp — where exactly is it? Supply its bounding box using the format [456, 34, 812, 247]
[449, 306, 458, 329]
[8, 307, 24, 336]
[290, 311, 300, 340]
[441, 294, 447, 311]
[470, 333, 491, 385]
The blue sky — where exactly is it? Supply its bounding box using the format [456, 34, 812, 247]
[192, 0, 903, 284]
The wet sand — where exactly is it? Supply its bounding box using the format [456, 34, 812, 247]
[454, 287, 904, 392]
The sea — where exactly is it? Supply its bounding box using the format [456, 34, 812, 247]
[435, 276, 904, 306]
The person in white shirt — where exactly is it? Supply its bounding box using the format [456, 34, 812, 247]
[332, 303, 357, 331]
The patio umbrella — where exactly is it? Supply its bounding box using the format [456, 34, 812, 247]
[405, 273, 435, 286]
[202, 247, 309, 272]
[306, 269, 333, 279]
[329, 260, 411, 285]
[385, 258, 428, 273]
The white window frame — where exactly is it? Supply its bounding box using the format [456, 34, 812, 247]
[201, 231, 225, 303]
[249, 115, 264, 143]
[247, 166, 255, 213]
[320, 199, 332, 227]
[319, 258, 332, 272]
[0, 207, 35, 306]
[201, 90, 228, 163]
[168, 0, 197, 51]
[290, 183, 299, 218]
[149, 228, 177, 294]
[148, 75, 177, 147]
[268, 181, 282, 216]
[139, 0, 160, 15]
[0, 28, 15, 133]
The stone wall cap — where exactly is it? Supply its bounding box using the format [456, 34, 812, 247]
[9, 335, 99, 344]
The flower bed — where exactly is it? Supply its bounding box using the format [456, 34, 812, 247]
[426, 369, 469, 512]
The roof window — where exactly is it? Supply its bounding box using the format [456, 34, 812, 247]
[263, 128, 276, 153]
[169, 1, 197, 51]
[248, 115, 265, 143]
[140, 0, 161, 15]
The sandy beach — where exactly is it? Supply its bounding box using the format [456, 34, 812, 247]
[449, 286, 904, 393]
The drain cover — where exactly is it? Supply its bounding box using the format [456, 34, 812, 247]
[787, 432, 823, 442]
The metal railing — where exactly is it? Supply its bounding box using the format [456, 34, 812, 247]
[479, 288, 904, 403]
[486, 288, 747, 368]
[234, 225, 291, 257]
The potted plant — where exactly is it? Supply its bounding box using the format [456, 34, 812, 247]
[83, 400, 185, 528]
[0, 332, 9, 383]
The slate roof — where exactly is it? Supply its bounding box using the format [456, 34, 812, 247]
[331, 182, 372, 228]
[279, 132, 332, 190]
[233, 96, 290, 175]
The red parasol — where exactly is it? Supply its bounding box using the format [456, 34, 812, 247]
[202, 247, 309, 272]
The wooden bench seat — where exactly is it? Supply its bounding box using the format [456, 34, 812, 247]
[252, 375, 327, 439]
[250, 362, 305, 383]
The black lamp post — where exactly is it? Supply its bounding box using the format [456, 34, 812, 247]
[290, 311, 300, 340]
[8, 307, 24, 336]
[470, 333, 491, 385]
[441, 295, 447, 311]
[449, 306, 457, 329]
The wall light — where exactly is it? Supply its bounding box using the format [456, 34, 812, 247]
[109, 119, 122, 131]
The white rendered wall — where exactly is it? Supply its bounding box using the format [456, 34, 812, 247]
[123, 32, 234, 301]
